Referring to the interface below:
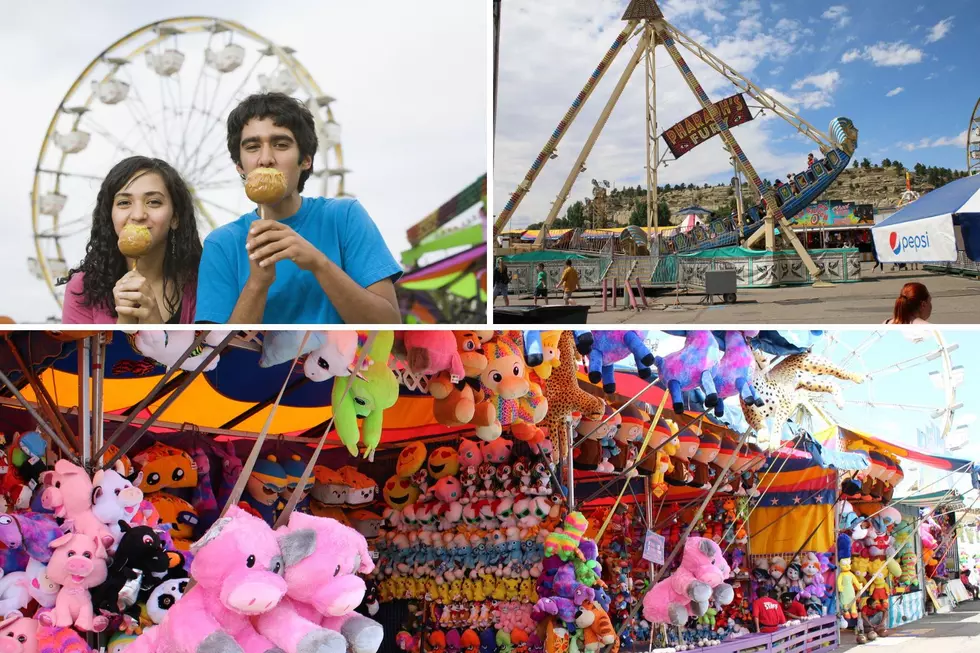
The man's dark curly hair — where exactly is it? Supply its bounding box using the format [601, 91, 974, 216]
[59, 156, 203, 318]
[226, 92, 317, 192]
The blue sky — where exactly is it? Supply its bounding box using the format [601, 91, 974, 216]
[495, 0, 978, 228]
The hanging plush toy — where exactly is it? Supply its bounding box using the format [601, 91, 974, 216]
[39, 532, 110, 632]
[148, 493, 199, 550]
[471, 335, 548, 442]
[92, 468, 145, 552]
[655, 331, 723, 414]
[133, 330, 229, 372]
[541, 331, 604, 462]
[641, 537, 734, 625]
[429, 331, 489, 428]
[303, 331, 361, 382]
[523, 331, 563, 380]
[710, 331, 764, 416]
[132, 443, 199, 494]
[586, 331, 655, 394]
[333, 331, 399, 459]
[404, 331, 466, 381]
[239, 455, 288, 526]
[742, 352, 863, 445]
[39, 459, 114, 547]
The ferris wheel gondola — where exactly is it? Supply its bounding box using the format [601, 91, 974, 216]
[31, 16, 348, 308]
[969, 96, 980, 176]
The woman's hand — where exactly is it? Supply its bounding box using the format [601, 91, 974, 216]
[113, 270, 165, 324]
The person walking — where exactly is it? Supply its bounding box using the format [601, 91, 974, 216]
[493, 258, 511, 306]
[556, 259, 579, 306]
[532, 263, 548, 306]
[871, 242, 884, 272]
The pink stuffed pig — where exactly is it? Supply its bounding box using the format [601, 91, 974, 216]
[0, 611, 39, 653]
[403, 332, 465, 381]
[40, 460, 113, 548]
[257, 513, 381, 653]
[126, 505, 320, 653]
[38, 532, 109, 632]
[642, 537, 734, 625]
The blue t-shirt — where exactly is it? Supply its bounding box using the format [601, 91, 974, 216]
[195, 197, 402, 324]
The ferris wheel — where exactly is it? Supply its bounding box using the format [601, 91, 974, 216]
[791, 330, 965, 447]
[30, 16, 348, 307]
[969, 96, 980, 176]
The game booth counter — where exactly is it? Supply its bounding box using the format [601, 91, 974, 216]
[814, 424, 980, 639]
[0, 329, 973, 653]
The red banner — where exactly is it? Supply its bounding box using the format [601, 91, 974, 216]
[662, 94, 753, 158]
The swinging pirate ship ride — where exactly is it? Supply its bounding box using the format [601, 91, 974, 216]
[493, 0, 860, 292]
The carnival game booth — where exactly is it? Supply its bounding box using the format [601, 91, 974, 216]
[0, 330, 512, 653]
[816, 424, 979, 636]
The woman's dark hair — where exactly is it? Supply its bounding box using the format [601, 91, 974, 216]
[60, 156, 202, 318]
[226, 92, 318, 192]
[893, 282, 930, 324]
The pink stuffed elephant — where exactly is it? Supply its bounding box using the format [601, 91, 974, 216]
[0, 611, 39, 653]
[38, 532, 109, 632]
[642, 537, 734, 625]
[40, 460, 113, 548]
[126, 505, 322, 653]
[256, 512, 381, 653]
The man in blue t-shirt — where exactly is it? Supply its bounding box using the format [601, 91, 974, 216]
[196, 92, 402, 324]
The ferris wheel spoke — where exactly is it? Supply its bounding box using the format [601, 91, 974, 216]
[121, 102, 165, 160]
[842, 399, 944, 414]
[187, 71, 227, 176]
[186, 54, 266, 180]
[838, 331, 883, 367]
[127, 85, 167, 159]
[178, 33, 216, 172]
[865, 348, 947, 379]
[36, 168, 106, 183]
[82, 116, 143, 159]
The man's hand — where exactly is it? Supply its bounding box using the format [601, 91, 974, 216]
[247, 220, 325, 272]
[113, 270, 165, 324]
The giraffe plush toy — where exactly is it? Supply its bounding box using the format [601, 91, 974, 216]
[540, 331, 604, 463]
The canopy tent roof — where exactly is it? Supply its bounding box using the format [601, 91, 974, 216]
[675, 205, 713, 216]
[0, 332, 455, 447]
[817, 424, 979, 489]
[872, 174, 980, 263]
[894, 489, 966, 509]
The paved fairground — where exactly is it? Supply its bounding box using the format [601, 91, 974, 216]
[838, 602, 980, 652]
[497, 264, 980, 324]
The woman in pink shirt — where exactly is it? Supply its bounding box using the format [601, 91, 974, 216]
[61, 156, 202, 324]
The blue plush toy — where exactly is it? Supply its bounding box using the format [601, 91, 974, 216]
[587, 331, 655, 394]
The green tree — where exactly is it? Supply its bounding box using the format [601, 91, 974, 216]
[861, 158, 872, 169]
[882, 158, 892, 168]
[663, 183, 672, 192]
[629, 200, 647, 227]
[914, 163, 926, 176]
[852, 160, 859, 169]
[894, 161, 905, 174]
[565, 200, 586, 228]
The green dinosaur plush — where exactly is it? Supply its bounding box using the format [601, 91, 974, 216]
[333, 331, 399, 458]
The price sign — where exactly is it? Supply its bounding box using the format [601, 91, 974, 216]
[643, 530, 665, 564]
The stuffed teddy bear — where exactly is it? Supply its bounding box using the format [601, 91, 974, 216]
[641, 537, 733, 625]
[574, 601, 618, 653]
[430, 331, 490, 428]
[38, 532, 110, 632]
[124, 505, 320, 653]
[333, 331, 399, 459]
[39, 460, 113, 548]
[256, 512, 381, 653]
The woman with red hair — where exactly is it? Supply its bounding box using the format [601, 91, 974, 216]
[886, 282, 932, 324]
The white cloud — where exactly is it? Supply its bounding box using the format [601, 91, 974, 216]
[886, 87, 904, 97]
[662, 0, 726, 22]
[771, 2, 784, 10]
[770, 66, 785, 76]
[840, 41, 925, 67]
[822, 5, 851, 27]
[925, 72, 937, 80]
[792, 70, 841, 92]
[925, 16, 954, 43]
[898, 130, 968, 151]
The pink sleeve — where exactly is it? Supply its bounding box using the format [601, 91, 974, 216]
[61, 274, 94, 324]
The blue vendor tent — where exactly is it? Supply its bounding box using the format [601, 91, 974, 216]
[872, 174, 980, 263]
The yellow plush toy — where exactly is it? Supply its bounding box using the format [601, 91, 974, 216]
[837, 558, 861, 619]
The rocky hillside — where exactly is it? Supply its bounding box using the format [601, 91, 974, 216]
[542, 162, 969, 229]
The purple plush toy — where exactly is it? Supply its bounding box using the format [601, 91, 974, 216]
[655, 332, 723, 414]
[587, 331, 655, 394]
[710, 331, 764, 417]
